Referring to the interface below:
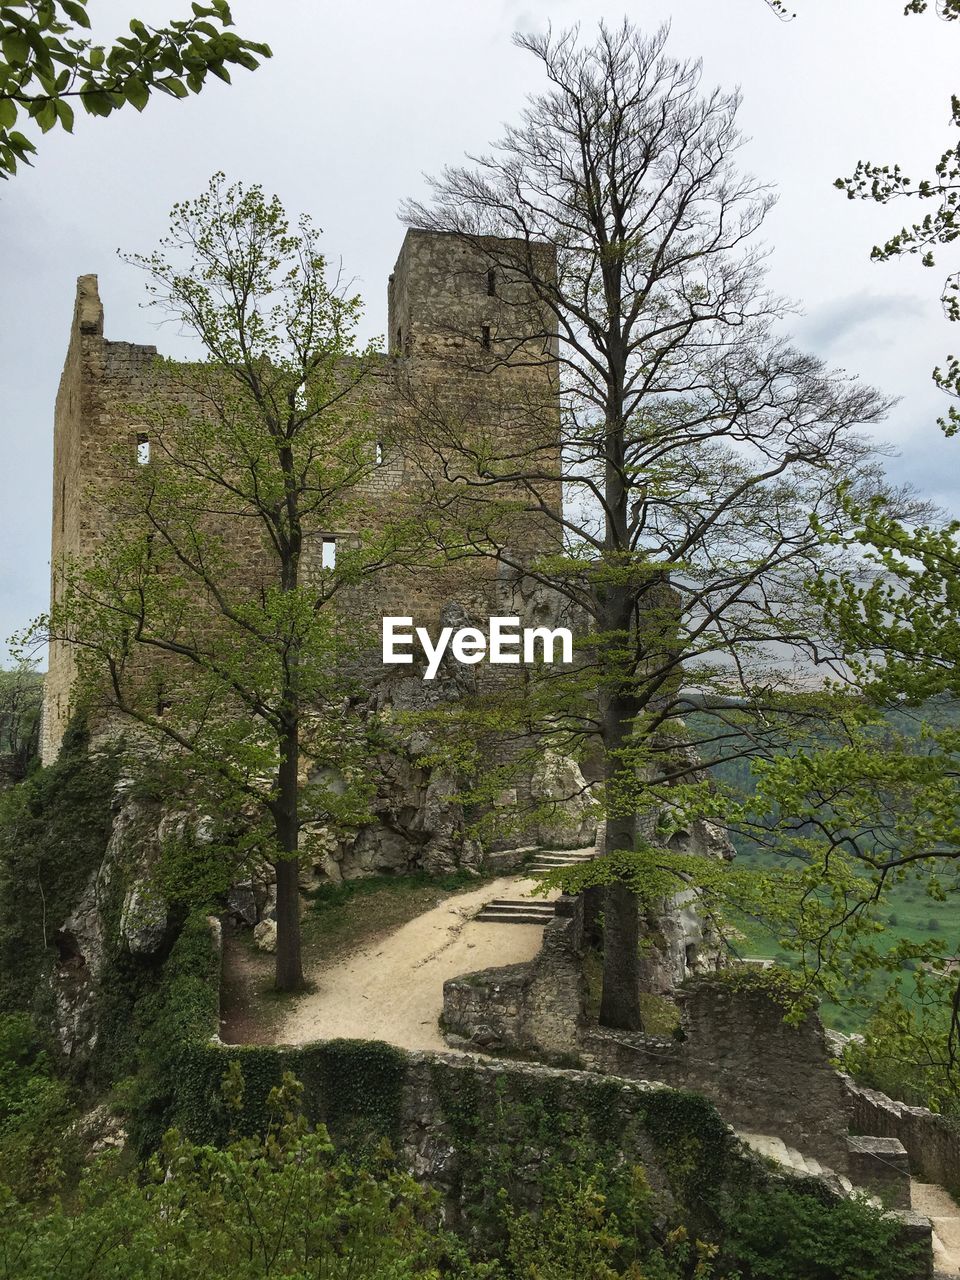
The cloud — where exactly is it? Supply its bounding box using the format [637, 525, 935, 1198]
[797, 292, 928, 354]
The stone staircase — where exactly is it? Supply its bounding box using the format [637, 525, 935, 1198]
[526, 846, 597, 875]
[737, 1131, 867, 1197]
[473, 847, 595, 925]
[473, 898, 557, 925]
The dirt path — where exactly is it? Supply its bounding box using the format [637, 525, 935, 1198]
[277, 874, 556, 1051]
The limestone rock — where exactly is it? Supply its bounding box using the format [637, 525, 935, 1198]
[119, 881, 168, 954]
[253, 919, 277, 953]
[226, 883, 258, 927]
[71, 1103, 127, 1159]
[530, 750, 599, 849]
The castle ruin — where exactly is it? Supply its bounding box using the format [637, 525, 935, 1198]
[43, 228, 564, 769]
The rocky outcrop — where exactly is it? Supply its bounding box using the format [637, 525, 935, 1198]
[530, 750, 598, 849]
[300, 601, 593, 881]
[634, 745, 737, 994]
[49, 782, 206, 1065]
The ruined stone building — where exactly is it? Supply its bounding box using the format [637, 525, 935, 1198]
[43, 229, 563, 762]
[41, 228, 596, 875]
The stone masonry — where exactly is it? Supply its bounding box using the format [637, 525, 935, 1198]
[43, 229, 562, 766]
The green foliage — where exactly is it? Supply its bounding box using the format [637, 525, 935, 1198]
[427, 1058, 742, 1249]
[0, 664, 42, 777]
[701, 965, 818, 1015]
[721, 1184, 923, 1279]
[0, 720, 118, 1012]
[842, 979, 960, 1119]
[0, 1, 270, 178]
[122, 912, 221, 1152]
[0, 1012, 81, 1201]
[821, 0, 960, 434]
[146, 1018, 409, 1162]
[0, 1072, 479, 1280]
[28, 172, 433, 989]
[500, 1163, 727, 1279]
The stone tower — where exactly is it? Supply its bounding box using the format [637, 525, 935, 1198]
[43, 229, 562, 765]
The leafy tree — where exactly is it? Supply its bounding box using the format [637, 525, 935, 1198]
[33, 174, 425, 991]
[401, 20, 901, 1029]
[0, 664, 41, 780]
[0, 0, 270, 178]
[0, 1012, 80, 1201]
[792, 495, 960, 1100]
[0, 1070, 482, 1279]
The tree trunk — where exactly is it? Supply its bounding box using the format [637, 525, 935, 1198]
[273, 719, 304, 992]
[581, 885, 603, 948]
[599, 879, 642, 1030]
[274, 855, 303, 992]
[597, 575, 643, 1030]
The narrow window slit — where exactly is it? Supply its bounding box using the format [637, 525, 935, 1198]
[481, 325, 491, 351]
[321, 538, 337, 569]
[136, 433, 150, 465]
[487, 269, 496, 296]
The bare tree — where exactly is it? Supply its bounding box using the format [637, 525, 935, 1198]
[402, 21, 903, 1029]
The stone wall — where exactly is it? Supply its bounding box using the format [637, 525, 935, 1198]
[43, 229, 563, 769]
[443, 916, 585, 1061]
[848, 1077, 960, 1196]
[442, 928, 853, 1174]
[581, 984, 854, 1175]
[173, 1035, 931, 1272]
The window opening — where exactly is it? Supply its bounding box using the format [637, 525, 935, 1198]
[321, 538, 337, 569]
[136, 433, 150, 465]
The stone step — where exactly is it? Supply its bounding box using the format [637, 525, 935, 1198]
[527, 864, 593, 872]
[474, 913, 555, 925]
[474, 903, 556, 924]
[738, 1132, 892, 1215]
[486, 899, 556, 910]
[477, 903, 555, 914]
[738, 1132, 834, 1181]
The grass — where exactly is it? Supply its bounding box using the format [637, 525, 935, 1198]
[726, 870, 955, 1034]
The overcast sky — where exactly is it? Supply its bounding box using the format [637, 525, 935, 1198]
[1, 0, 957, 663]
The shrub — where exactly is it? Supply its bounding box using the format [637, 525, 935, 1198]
[721, 1184, 923, 1279]
[0, 1012, 80, 1200]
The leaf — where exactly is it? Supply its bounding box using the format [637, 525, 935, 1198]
[0, 98, 16, 129]
[124, 76, 148, 111]
[35, 100, 56, 133]
[1, 32, 30, 67]
[55, 98, 73, 131]
[159, 76, 188, 98]
[81, 89, 113, 117]
[59, 0, 91, 28]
